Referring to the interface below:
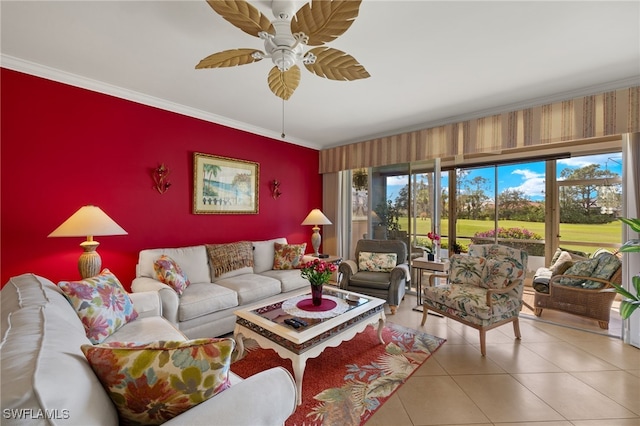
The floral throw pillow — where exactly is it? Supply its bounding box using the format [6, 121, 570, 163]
[154, 255, 190, 295]
[81, 338, 235, 426]
[273, 242, 307, 270]
[58, 269, 138, 344]
[358, 251, 397, 272]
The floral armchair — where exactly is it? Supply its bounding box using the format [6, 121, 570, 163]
[421, 244, 528, 356]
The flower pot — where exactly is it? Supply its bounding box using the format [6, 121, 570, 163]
[311, 284, 323, 306]
[427, 253, 435, 261]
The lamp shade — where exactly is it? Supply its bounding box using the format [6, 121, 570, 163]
[48, 205, 127, 238]
[48, 205, 127, 279]
[301, 209, 332, 226]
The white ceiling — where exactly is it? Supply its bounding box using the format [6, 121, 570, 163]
[2, 1, 639, 150]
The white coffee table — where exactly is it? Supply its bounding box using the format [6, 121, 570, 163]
[234, 287, 386, 405]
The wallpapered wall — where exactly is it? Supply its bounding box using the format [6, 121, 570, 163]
[1, 69, 322, 289]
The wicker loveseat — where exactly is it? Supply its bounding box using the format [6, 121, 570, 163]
[532, 249, 622, 329]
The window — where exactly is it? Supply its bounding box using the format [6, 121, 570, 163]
[556, 153, 622, 255]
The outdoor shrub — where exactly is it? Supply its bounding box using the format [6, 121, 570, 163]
[471, 227, 545, 256]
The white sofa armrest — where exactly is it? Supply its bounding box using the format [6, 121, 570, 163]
[128, 291, 162, 318]
[163, 367, 297, 426]
[131, 277, 179, 324]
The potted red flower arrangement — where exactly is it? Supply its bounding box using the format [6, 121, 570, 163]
[301, 259, 338, 305]
[427, 232, 441, 261]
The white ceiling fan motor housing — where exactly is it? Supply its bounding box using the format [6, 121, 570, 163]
[261, 1, 307, 71]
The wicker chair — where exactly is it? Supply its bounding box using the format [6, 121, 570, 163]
[533, 264, 621, 329]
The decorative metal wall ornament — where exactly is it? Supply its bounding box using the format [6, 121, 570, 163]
[271, 179, 282, 199]
[152, 163, 171, 194]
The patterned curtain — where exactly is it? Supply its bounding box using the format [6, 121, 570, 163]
[320, 86, 640, 174]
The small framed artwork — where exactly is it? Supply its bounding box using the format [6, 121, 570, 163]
[193, 152, 259, 214]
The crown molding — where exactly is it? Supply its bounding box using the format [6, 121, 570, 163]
[3, 54, 637, 153]
[331, 75, 640, 149]
[1, 55, 320, 150]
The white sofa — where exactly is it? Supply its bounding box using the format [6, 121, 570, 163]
[132, 238, 311, 338]
[1, 273, 297, 426]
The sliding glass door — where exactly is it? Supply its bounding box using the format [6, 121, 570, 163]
[556, 153, 623, 255]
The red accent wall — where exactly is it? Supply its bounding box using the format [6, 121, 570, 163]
[1, 69, 322, 290]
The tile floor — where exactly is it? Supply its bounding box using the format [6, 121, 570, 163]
[367, 294, 640, 426]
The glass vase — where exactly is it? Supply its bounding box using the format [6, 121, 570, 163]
[311, 284, 323, 306]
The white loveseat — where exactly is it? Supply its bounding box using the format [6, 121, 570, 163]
[1, 273, 297, 426]
[132, 238, 311, 338]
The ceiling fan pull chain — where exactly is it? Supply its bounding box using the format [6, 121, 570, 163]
[281, 97, 286, 139]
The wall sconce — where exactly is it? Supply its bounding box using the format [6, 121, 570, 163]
[271, 179, 282, 199]
[153, 163, 171, 194]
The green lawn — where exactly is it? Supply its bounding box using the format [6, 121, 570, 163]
[397, 217, 622, 255]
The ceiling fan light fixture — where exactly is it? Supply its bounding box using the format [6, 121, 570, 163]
[273, 48, 298, 71]
[198, 0, 369, 100]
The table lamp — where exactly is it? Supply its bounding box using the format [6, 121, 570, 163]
[48, 205, 128, 278]
[301, 209, 332, 257]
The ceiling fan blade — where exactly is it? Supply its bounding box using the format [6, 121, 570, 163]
[292, 0, 362, 46]
[268, 66, 300, 100]
[206, 0, 273, 37]
[195, 49, 263, 69]
[305, 47, 370, 80]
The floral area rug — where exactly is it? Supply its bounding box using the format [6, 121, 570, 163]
[231, 322, 445, 426]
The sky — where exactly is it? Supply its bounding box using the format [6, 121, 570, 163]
[386, 152, 623, 202]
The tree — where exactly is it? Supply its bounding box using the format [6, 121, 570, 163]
[498, 189, 530, 220]
[559, 164, 619, 224]
[396, 185, 409, 213]
[461, 175, 490, 220]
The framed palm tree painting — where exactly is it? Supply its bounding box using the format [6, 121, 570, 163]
[193, 152, 259, 214]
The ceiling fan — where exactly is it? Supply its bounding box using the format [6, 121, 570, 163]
[196, 0, 370, 100]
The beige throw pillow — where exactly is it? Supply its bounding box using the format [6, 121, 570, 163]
[549, 251, 572, 272]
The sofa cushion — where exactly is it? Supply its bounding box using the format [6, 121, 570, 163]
[481, 259, 515, 289]
[253, 238, 288, 273]
[423, 283, 520, 325]
[82, 338, 235, 425]
[557, 259, 598, 287]
[358, 251, 397, 272]
[206, 241, 254, 278]
[154, 255, 190, 295]
[104, 316, 187, 343]
[583, 252, 621, 289]
[139, 246, 210, 284]
[259, 269, 310, 292]
[1, 274, 119, 424]
[350, 271, 391, 289]
[58, 269, 138, 343]
[273, 242, 307, 270]
[215, 274, 281, 305]
[178, 283, 238, 322]
[448, 255, 486, 287]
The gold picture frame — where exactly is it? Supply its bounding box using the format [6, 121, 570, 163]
[193, 153, 259, 214]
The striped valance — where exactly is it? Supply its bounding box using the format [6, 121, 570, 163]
[319, 86, 640, 173]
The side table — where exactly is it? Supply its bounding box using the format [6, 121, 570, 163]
[412, 257, 449, 312]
